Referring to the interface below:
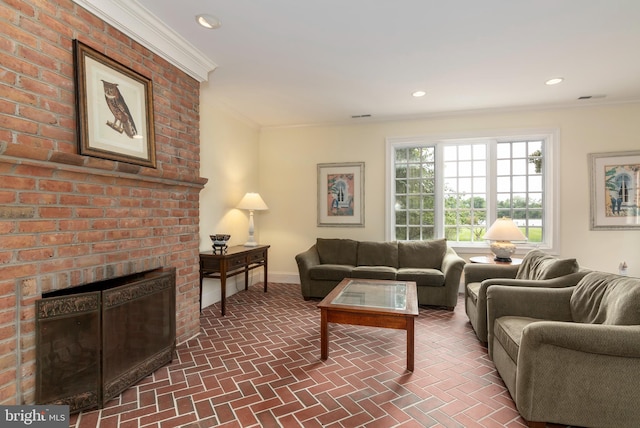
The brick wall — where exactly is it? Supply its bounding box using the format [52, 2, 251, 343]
[0, 0, 206, 404]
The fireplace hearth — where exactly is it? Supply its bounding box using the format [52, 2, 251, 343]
[35, 268, 176, 413]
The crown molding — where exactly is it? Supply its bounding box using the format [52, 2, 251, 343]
[73, 0, 217, 82]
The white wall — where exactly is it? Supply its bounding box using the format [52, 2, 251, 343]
[257, 103, 640, 279]
[198, 81, 262, 307]
[200, 98, 640, 304]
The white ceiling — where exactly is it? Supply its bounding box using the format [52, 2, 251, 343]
[134, 0, 640, 128]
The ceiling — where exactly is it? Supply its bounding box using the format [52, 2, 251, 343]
[134, 0, 640, 128]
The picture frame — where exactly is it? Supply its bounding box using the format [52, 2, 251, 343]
[589, 150, 640, 230]
[73, 40, 156, 168]
[317, 162, 364, 227]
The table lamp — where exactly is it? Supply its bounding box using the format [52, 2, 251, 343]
[237, 192, 268, 247]
[483, 217, 527, 262]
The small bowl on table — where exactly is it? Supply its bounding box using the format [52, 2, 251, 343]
[210, 234, 230, 254]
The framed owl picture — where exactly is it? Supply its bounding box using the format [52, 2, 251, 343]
[73, 40, 156, 168]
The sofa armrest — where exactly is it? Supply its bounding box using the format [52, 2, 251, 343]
[441, 247, 466, 285]
[486, 285, 573, 356]
[482, 268, 591, 288]
[463, 263, 518, 285]
[516, 322, 640, 425]
[521, 321, 640, 358]
[295, 245, 320, 296]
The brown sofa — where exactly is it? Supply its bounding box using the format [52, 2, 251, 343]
[295, 238, 465, 309]
[464, 249, 590, 343]
[487, 271, 640, 428]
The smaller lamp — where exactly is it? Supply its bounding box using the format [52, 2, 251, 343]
[237, 192, 268, 247]
[483, 217, 527, 262]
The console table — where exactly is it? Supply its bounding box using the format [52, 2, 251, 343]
[199, 245, 270, 316]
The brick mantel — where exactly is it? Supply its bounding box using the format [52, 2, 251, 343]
[0, 0, 206, 405]
[0, 143, 208, 189]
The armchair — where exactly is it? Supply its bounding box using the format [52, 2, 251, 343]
[486, 271, 640, 428]
[464, 249, 589, 343]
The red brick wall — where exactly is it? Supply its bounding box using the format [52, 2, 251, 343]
[0, 0, 205, 404]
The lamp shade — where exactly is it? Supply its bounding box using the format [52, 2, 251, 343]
[237, 192, 268, 211]
[483, 217, 526, 241]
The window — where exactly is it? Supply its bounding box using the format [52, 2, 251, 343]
[386, 130, 558, 253]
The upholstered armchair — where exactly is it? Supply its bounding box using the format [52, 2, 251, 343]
[486, 271, 640, 428]
[464, 249, 590, 343]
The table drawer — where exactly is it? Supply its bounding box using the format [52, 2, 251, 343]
[226, 255, 247, 270]
[248, 250, 267, 263]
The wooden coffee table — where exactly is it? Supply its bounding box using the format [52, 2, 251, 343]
[317, 278, 419, 371]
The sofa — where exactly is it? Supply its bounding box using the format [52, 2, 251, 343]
[464, 249, 590, 343]
[295, 238, 465, 309]
[486, 271, 640, 428]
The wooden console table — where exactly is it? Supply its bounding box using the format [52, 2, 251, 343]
[199, 245, 270, 316]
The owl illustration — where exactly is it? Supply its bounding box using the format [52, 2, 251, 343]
[101, 80, 138, 138]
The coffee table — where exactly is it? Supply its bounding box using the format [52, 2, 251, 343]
[317, 278, 419, 371]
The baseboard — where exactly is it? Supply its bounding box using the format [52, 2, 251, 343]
[269, 271, 300, 284]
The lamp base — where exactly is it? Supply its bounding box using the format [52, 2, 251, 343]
[244, 241, 258, 247]
[489, 241, 516, 262]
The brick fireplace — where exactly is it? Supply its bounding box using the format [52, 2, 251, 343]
[0, 1, 207, 405]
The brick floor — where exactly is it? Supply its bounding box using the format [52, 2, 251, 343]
[68, 282, 570, 428]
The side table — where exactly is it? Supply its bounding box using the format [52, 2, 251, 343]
[469, 256, 522, 266]
[199, 244, 270, 316]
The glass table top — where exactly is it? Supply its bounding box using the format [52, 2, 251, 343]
[331, 280, 407, 310]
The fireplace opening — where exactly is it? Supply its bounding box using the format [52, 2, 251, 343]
[36, 267, 176, 413]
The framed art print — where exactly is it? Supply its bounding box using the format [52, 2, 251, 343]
[317, 162, 364, 227]
[73, 40, 156, 168]
[589, 150, 640, 230]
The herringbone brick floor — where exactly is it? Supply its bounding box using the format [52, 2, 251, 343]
[68, 282, 567, 428]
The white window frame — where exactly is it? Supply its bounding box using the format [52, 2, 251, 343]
[385, 128, 561, 256]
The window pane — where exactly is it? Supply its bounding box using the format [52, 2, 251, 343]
[512, 176, 527, 191]
[444, 161, 457, 177]
[497, 177, 511, 192]
[512, 159, 527, 175]
[408, 148, 422, 161]
[529, 176, 542, 192]
[422, 227, 434, 240]
[473, 144, 486, 159]
[473, 160, 486, 175]
[423, 195, 435, 209]
[497, 143, 511, 158]
[512, 142, 527, 157]
[473, 178, 486, 193]
[497, 159, 511, 175]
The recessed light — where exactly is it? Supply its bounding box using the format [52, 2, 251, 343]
[412, 90, 427, 97]
[545, 77, 564, 86]
[196, 14, 221, 29]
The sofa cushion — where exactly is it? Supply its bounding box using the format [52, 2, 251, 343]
[494, 316, 539, 364]
[351, 266, 398, 280]
[398, 239, 446, 269]
[570, 271, 640, 325]
[357, 241, 398, 267]
[309, 264, 354, 281]
[316, 238, 358, 266]
[396, 268, 445, 286]
[515, 249, 579, 280]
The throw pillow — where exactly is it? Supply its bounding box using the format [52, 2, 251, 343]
[316, 238, 358, 265]
[398, 239, 446, 269]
